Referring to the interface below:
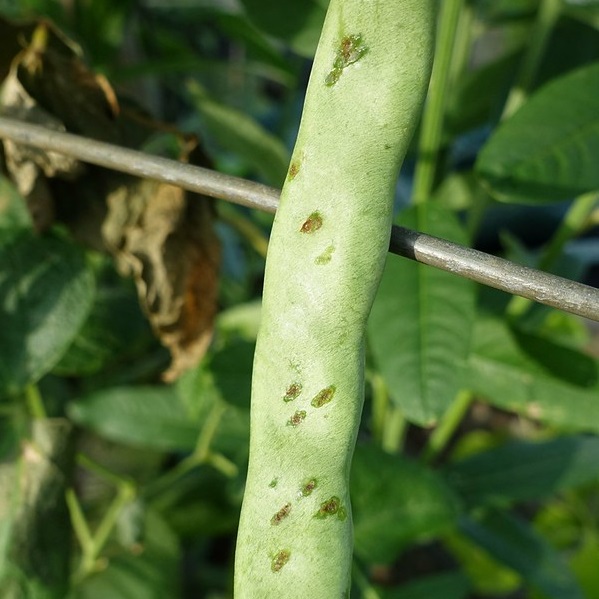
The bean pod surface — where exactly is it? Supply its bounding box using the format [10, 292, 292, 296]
[234, 1, 435, 596]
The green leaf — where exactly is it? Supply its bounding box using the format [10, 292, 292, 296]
[446, 51, 519, 135]
[476, 62, 599, 203]
[0, 419, 74, 599]
[379, 571, 470, 599]
[445, 435, 599, 507]
[210, 338, 254, 410]
[351, 444, 461, 564]
[0, 234, 95, 397]
[466, 315, 599, 432]
[368, 204, 477, 426]
[238, 0, 328, 57]
[187, 81, 290, 186]
[570, 533, 599, 598]
[460, 508, 584, 599]
[0, 176, 32, 239]
[68, 386, 200, 451]
[54, 271, 151, 377]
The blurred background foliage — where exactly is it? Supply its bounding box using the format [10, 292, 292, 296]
[0, 0, 599, 597]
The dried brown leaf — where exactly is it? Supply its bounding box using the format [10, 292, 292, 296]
[102, 177, 220, 380]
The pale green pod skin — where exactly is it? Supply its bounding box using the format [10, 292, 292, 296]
[234, 1, 435, 597]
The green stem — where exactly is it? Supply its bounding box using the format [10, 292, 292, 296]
[193, 401, 227, 461]
[25, 384, 46, 420]
[507, 191, 598, 319]
[422, 390, 472, 463]
[369, 370, 389, 445]
[91, 483, 136, 561]
[77, 452, 135, 488]
[352, 561, 382, 599]
[381, 406, 407, 455]
[72, 483, 136, 583]
[502, 0, 562, 118]
[66, 487, 94, 555]
[412, 0, 466, 205]
[144, 402, 235, 500]
[538, 191, 598, 271]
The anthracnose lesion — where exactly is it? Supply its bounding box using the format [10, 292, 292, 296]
[325, 34, 368, 86]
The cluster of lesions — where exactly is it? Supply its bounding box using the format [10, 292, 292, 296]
[283, 382, 337, 429]
[325, 33, 369, 86]
[267, 476, 348, 575]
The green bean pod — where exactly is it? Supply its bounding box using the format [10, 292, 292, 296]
[234, 1, 435, 596]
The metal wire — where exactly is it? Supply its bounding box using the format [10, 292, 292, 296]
[0, 116, 597, 322]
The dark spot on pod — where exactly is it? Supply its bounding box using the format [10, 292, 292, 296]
[287, 410, 307, 427]
[300, 211, 323, 234]
[269, 478, 278, 488]
[288, 160, 301, 180]
[311, 385, 336, 408]
[271, 549, 291, 572]
[271, 502, 292, 526]
[326, 33, 368, 87]
[283, 382, 302, 402]
[315, 245, 335, 265]
[300, 478, 318, 497]
[314, 496, 347, 521]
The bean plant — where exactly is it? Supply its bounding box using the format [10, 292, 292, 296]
[1, 1, 599, 598]
[234, 0, 435, 595]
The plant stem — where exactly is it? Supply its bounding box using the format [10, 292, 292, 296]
[412, 0, 466, 205]
[25, 384, 46, 419]
[143, 402, 236, 500]
[422, 390, 472, 463]
[369, 370, 389, 444]
[352, 561, 382, 599]
[77, 452, 135, 488]
[66, 487, 94, 555]
[502, 0, 562, 118]
[382, 406, 407, 455]
[369, 371, 406, 454]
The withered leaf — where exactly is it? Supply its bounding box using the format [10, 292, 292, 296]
[103, 177, 220, 381]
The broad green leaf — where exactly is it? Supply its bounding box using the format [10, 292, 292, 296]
[351, 444, 461, 564]
[69, 509, 180, 599]
[379, 571, 470, 599]
[476, 62, 599, 203]
[460, 508, 584, 599]
[68, 386, 199, 451]
[238, 0, 328, 57]
[0, 419, 74, 599]
[210, 338, 254, 409]
[54, 275, 151, 377]
[368, 204, 476, 426]
[0, 176, 32, 239]
[446, 51, 519, 135]
[187, 81, 290, 186]
[537, 17, 599, 88]
[466, 315, 599, 431]
[445, 436, 599, 507]
[0, 234, 95, 397]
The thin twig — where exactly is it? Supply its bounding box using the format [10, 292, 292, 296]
[0, 116, 597, 322]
